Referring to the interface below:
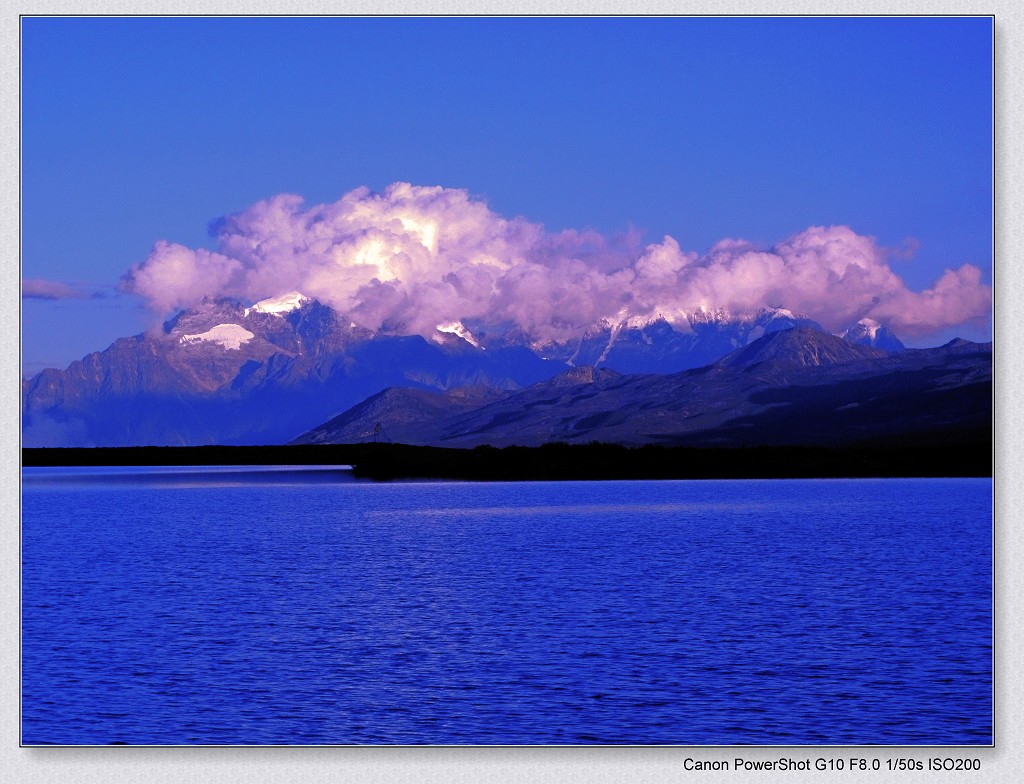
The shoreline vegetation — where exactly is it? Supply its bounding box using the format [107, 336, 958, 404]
[22, 439, 992, 481]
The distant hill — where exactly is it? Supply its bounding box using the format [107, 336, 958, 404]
[295, 328, 991, 449]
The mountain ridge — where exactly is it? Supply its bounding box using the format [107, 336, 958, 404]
[23, 295, 961, 448]
[294, 328, 991, 449]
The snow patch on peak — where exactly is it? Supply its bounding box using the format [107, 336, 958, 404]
[581, 318, 614, 339]
[839, 318, 905, 352]
[435, 321, 483, 349]
[856, 318, 881, 339]
[688, 307, 733, 325]
[841, 318, 882, 341]
[180, 323, 255, 350]
[595, 319, 624, 366]
[244, 292, 310, 317]
[622, 313, 670, 330]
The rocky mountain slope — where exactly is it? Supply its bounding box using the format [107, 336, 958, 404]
[21, 295, 556, 446]
[295, 328, 991, 449]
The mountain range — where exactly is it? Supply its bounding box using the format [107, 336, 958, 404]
[294, 328, 990, 449]
[22, 294, 983, 449]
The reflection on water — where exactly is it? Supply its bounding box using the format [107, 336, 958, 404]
[23, 465, 357, 488]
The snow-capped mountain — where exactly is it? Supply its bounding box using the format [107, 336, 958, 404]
[21, 295, 557, 447]
[22, 295, 912, 448]
[841, 318, 906, 352]
[520, 307, 827, 374]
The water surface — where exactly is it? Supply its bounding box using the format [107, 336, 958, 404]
[22, 471, 992, 745]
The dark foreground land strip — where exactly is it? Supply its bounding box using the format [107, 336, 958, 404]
[22, 440, 992, 481]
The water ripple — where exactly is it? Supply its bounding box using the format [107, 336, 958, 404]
[22, 476, 991, 745]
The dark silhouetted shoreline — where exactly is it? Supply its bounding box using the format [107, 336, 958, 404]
[22, 437, 992, 481]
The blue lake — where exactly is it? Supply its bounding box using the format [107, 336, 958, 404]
[21, 469, 992, 745]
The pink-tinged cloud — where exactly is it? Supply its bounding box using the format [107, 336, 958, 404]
[121, 182, 992, 341]
[123, 241, 243, 313]
[23, 278, 95, 300]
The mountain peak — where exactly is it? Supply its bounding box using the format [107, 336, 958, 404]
[842, 318, 906, 352]
[433, 321, 483, 350]
[548, 365, 621, 387]
[244, 291, 311, 317]
[163, 297, 246, 335]
[718, 326, 887, 371]
[939, 337, 993, 354]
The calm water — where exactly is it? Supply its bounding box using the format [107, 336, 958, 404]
[21, 469, 992, 745]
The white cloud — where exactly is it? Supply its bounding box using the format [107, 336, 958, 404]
[122, 182, 992, 341]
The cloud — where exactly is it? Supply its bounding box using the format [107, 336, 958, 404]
[888, 235, 922, 261]
[23, 278, 103, 300]
[122, 241, 243, 313]
[121, 182, 992, 341]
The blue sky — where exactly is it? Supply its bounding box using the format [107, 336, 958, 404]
[21, 16, 993, 374]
